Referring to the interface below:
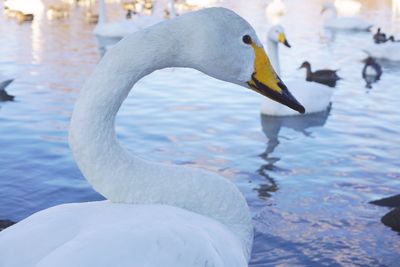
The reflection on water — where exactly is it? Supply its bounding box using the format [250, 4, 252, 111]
[260, 106, 331, 156]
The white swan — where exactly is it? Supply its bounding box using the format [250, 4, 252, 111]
[321, 2, 372, 31]
[364, 41, 400, 61]
[0, 8, 304, 267]
[261, 25, 333, 116]
[93, 0, 176, 39]
[3, 0, 44, 15]
[266, 0, 286, 16]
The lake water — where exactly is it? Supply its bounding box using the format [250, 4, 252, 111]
[0, 0, 399, 266]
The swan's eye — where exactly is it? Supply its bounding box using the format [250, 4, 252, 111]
[242, 35, 252, 45]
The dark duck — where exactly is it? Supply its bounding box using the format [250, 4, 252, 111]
[0, 79, 14, 101]
[362, 57, 382, 89]
[373, 28, 399, 43]
[370, 194, 400, 233]
[299, 61, 341, 88]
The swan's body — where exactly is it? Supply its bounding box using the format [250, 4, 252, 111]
[334, 0, 361, 16]
[322, 2, 372, 31]
[364, 42, 400, 61]
[261, 25, 333, 116]
[93, 0, 175, 39]
[0, 8, 304, 266]
[3, 0, 44, 15]
[266, 0, 286, 16]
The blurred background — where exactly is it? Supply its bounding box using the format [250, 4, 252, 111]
[0, 0, 399, 266]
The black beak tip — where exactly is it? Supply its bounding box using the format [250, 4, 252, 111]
[297, 105, 306, 114]
[284, 40, 291, 48]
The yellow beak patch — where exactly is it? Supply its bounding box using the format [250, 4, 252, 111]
[248, 43, 282, 94]
[278, 33, 286, 44]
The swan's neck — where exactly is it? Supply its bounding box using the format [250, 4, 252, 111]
[267, 38, 280, 76]
[326, 6, 338, 19]
[98, 0, 107, 24]
[169, 0, 177, 18]
[70, 15, 252, 260]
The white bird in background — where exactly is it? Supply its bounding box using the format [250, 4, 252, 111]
[364, 38, 400, 61]
[3, 0, 44, 15]
[261, 25, 333, 116]
[266, 0, 286, 17]
[334, 0, 361, 16]
[321, 1, 372, 31]
[93, 0, 177, 46]
[0, 8, 304, 267]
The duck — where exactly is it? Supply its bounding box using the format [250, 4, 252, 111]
[46, 4, 69, 20]
[362, 57, 382, 89]
[370, 194, 400, 233]
[265, 0, 286, 17]
[94, 0, 177, 51]
[15, 11, 34, 23]
[373, 28, 387, 44]
[0, 79, 14, 102]
[321, 2, 372, 31]
[261, 25, 333, 116]
[299, 61, 340, 88]
[0, 8, 304, 266]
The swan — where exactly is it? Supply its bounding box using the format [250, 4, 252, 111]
[363, 41, 400, 62]
[321, 2, 372, 31]
[0, 8, 304, 267]
[261, 25, 333, 116]
[3, 0, 44, 15]
[93, 0, 176, 39]
[266, 0, 286, 17]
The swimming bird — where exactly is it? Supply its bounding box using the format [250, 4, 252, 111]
[46, 4, 69, 20]
[0, 8, 304, 267]
[261, 25, 333, 116]
[94, 0, 176, 40]
[321, 2, 372, 31]
[0, 79, 14, 102]
[299, 61, 340, 88]
[266, 0, 286, 17]
[370, 194, 400, 233]
[362, 57, 382, 89]
[373, 28, 387, 44]
[363, 41, 400, 61]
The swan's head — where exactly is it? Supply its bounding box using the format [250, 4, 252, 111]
[188, 8, 304, 113]
[268, 25, 291, 47]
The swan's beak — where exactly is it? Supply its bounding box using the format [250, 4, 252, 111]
[247, 43, 305, 114]
[321, 7, 327, 14]
[278, 33, 291, 48]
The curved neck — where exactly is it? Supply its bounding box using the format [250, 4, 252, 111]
[326, 6, 337, 19]
[70, 15, 252, 260]
[169, 0, 177, 18]
[98, 0, 107, 24]
[267, 38, 280, 76]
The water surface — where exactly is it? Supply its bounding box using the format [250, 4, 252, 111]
[0, 0, 399, 266]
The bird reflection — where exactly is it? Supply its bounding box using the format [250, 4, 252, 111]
[260, 105, 331, 158]
[254, 107, 331, 200]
